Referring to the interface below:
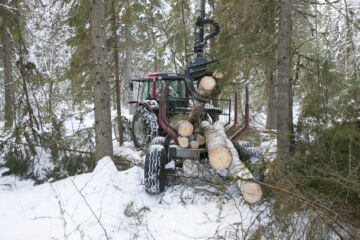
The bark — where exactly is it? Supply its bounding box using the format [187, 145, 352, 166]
[196, 134, 205, 146]
[91, 0, 113, 160]
[181, 0, 188, 60]
[265, 66, 277, 129]
[123, 23, 131, 106]
[17, 42, 37, 136]
[201, 121, 232, 170]
[344, 0, 360, 83]
[209, 0, 215, 56]
[122, 1, 133, 114]
[2, 27, 14, 129]
[211, 72, 222, 108]
[112, 0, 123, 146]
[265, 0, 277, 130]
[188, 76, 216, 125]
[277, 0, 292, 161]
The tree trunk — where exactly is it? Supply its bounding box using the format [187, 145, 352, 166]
[112, 0, 123, 146]
[276, 0, 292, 162]
[188, 76, 216, 125]
[91, 0, 113, 160]
[264, 0, 277, 130]
[2, 27, 14, 129]
[266, 66, 277, 129]
[201, 121, 232, 170]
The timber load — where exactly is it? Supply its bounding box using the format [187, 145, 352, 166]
[169, 73, 263, 204]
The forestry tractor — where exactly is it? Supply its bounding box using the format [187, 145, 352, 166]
[129, 0, 265, 203]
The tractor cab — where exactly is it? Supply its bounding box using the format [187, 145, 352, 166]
[130, 73, 187, 101]
[138, 73, 187, 101]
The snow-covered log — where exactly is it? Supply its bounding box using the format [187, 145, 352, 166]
[188, 76, 217, 125]
[201, 121, 232, 170]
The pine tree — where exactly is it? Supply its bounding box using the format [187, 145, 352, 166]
[276, 0, 292, 162]
[90, 0, 113, 160]
[1, 21, 14, 129]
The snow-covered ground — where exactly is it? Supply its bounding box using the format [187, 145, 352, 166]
[0, 105, 279, 240]
[0, 152, 270, 240]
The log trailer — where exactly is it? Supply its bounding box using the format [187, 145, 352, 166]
[129, 0, 266, 203]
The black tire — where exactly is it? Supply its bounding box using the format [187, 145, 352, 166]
[233, 141, 266, 182]
[233, 141, 253, 161]
[132, 105, 159, 151]
[144, 144, 167, 194]
[150, 136, 167, 146]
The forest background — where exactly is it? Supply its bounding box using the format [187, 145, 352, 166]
[0, 0, 359, 239]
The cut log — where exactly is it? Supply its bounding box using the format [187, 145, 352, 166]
[172, 119, 193, 137]
[201, 121, 232, 170]
[208, 121, 263, 203]
[178, 136, 189, 148]
[196, 134, 205, 145]
[188, 76, 217, 125]
[212, 71, 223, 80]
[176, 120, 193, 137]
[190, 140, 199, 149]
[225, 138, 263, 204]
[169, 114, 188, 128]
[198, 76, 217, 96]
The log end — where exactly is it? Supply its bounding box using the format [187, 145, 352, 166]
[178, 136, 189, 148]
[196, 134, 205, 145]
[200, 76, 216, 91]
[212, 71, 223, 80]
[209, 147, 232, 170]
[238, 181, 263, 204]
[178, 121, 194, 137]
[190, 140, 199, 149]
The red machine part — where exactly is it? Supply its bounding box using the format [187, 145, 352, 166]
[158, 86, 178, 144]
[144, 73, 159, 78]
[225, 92, 238, 134]
[230, 86, 250, 141]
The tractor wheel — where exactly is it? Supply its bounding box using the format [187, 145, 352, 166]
[150, 137, 169, 152]
[150, 136, 166, 146]
[144, 144, 167, 194]
[233, 141, 266, 182]
[132, 105, 159, 151]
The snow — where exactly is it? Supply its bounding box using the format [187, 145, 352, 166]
[165, 160, 175, 170]
[0, 153, 270, 240]
[113, 141, 144, 165]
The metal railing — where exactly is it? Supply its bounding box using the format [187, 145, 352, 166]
[165, 97, 231, 127]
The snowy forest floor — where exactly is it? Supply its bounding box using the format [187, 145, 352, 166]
[0, 120, 277, 240]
